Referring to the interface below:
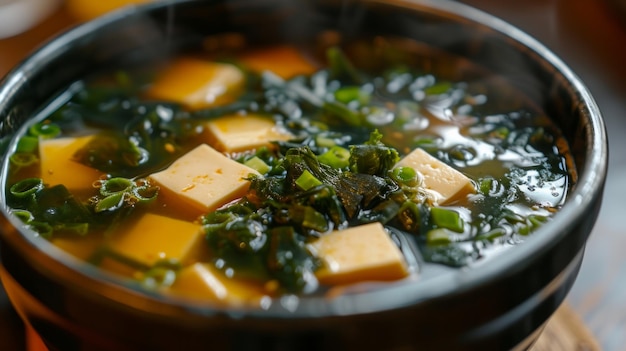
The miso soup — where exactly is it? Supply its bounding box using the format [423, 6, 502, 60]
[3, 38, 574, 306]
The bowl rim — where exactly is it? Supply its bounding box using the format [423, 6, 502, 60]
[0, 0, 608, 319]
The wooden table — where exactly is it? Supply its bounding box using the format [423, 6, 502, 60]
[1, 1, 621, 350]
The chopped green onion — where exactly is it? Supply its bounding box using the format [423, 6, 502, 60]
[94, 192, 125, 213]
[10, 153, 38, 167]
[412, 137, 441, 153]
[430, 207, 464, 233]
[426, 228, 453, 246]
[334, 86, 370, 105]
[315, 135, 336, 148]
[99, 178, 132, 196]
[323, 100, 362, 126]
[9, 178, 43, 198]
[132, 185, 159, 203]
[504, 211, 525, 224]
[244, 156, 271, 174]
[11, 209, 34, 223]
[28, 122, 60, 139]
[16, 136, 39, 153]
[479, 177, 494, 195]
[302, 207, 328, 232]
[489, 126, 509, 139]
[318, 146, 350, 169]
[518, 222, 531, 236]
[424, 81, 452, 95]
[397, 201, 421, 232]
[295, 170, 323, 190]
[475, 228, 506, 241]
[528, 214, 548, 228]
[518, 215, 549, 236]
[448, 146, 475, 162]
[391, 166, 419, 186]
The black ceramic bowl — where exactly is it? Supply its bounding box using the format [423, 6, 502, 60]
[0, 1, 608, 350]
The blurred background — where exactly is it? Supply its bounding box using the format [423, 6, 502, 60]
[0, 0, 624, 350]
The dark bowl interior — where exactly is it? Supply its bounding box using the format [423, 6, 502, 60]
[0, 0, 607, 350]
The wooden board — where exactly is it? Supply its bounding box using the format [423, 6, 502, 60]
[533, 303, 602, 351]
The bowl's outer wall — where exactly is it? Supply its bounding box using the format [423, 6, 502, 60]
[0, 0, 606, 350]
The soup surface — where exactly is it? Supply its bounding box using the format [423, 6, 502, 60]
[2, 38, 574, 306]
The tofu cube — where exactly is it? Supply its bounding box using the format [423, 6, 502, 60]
[106, 213, 204, 268]
[238, 45, 317, 79]
[308, 222, 408, 286]
[149, 144, 259, 214]
[395, 148, 475, 205]
[168, 263, 264, 306]
[145, 57, 244, 110]
[39, 136, 103, 193]
[51, 234, 101, 261]
[204, 114, 293, 153]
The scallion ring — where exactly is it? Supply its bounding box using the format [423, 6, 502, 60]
[10, 178, 43, 198]
[99, 177, 133, 196]
[29, 122, 61, 139]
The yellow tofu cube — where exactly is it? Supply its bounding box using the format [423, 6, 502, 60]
[39, 136, 103, 193]
[149, 144, 259, 214]
[106, 213, 204, 268]
[51, 234, 101, 261]
[238, 45, 317, 79]
[145, 57, 245, 110]
[395, 148, 475, 205]
[168, 263, 265, 306]
[204, 114, 293, 152]
[309, 222, 408, 286]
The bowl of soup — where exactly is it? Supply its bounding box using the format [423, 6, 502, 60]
[0, 0, 607, 350]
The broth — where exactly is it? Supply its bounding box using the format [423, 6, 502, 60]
[3, 37, 574, 306]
